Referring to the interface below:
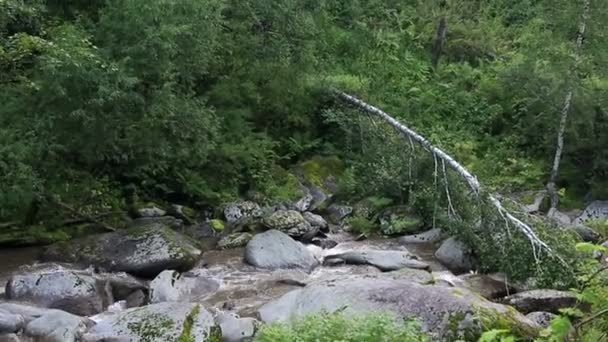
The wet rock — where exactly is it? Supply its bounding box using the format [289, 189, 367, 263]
[216, 312, 257, 342]
[326, 205, 353, 224]
[324, 250, 429, 272]
[399, 228, 443, 243]
[302, 212, 328, 232]
[502, 289, 581, 314]
[102, 272, 148, 301]
[311, 238, 338, 249]
[217, 233, 253, 249]
[263, 210, 318, 241]
[245, 230, 318, 271]
[224, 201, 263, 224]
[258, 274, 539, 340]
[5, 263, 104, 316]
[379, 206, 424, 236]
[526, 311, 557, 328]
[182, 221, 221, 240]
[149, 270, 219, 303]
[574, 200, 608, 224]
[435, 237, 475, 274]
[0, 311, 24, 334]
[86, 302, 215, 342]
[456, 273, 517, 300]
[125, 290, 147, 308]
[42, 223, 201, 277]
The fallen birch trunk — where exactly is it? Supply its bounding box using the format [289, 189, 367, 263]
[337, 91, 552, 255]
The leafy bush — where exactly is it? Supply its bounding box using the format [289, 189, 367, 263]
[255, 312, 430, 342]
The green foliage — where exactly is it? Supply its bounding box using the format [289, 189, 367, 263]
[255, 312, 430, 342]
[348, 215, 377, 237]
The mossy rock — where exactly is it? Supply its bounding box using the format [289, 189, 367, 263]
[379, 206, 425, 235]
[297, 156, 344, 193]
[210, 219, 225, 232]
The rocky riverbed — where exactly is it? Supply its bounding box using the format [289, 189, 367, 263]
[0, 198, 602, 341]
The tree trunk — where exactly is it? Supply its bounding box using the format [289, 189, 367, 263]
[546, 0, 590, 214]
[337, 91, 552, 254]
[431, 17, 448, 69]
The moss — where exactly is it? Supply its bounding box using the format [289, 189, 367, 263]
[210, 219, 225, 232]
[177, 305, 200, 342]
[476, 306, 540, 339]
[0, 225, 71, 247]
[299, 156, 344, 190]
[127, 312, 175, 342]
[207, 325, 223, 342]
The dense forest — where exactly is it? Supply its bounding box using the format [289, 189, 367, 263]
[1, 0, 607, 341]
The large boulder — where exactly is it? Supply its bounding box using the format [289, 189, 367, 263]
[86, 302, 216, 342]
[502, 290, 581, 314]
[258, 274, 539, 340]
[5, 263, 105, 316]
[245, 230, 318, 271]
[0, 311, 24, 334]
[399, 228, 443, 244]
[149, 270, 219, 304]
[324, 249, 430, 272]
[574, 200, 608, 224]
[302, 212, 328, 232]
[217, 233, 253, 249]
[435, 237, 475, 274]
[263, 210, 318, 241]
[224, 201, 263, 224]
[42, 223, 201, 277]
[379, 206, 425, 236]
[0, 303, 92, 342]
[326, 204, 353, 224]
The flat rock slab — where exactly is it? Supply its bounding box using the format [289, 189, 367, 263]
[399, 228, 443, 243]
[502, 289, 582, 314]
[324, 250, 430, 271]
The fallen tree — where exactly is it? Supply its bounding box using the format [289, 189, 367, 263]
[337, 91, 553, 258]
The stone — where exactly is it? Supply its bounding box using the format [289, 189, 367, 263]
[571, 224, 601, 243]
[435, 237, 475, 274]
[311, 238, 338, 249]
[149, 270, 219, 304]
[216, 312, 257, 342]
[137, 207, 167, 218]
[378, 206, 425, 236]
[0, 311, 24, 334]
[258, 274, 539, 340]
[399, 228, 443, 243]
[224, 201, 263, 224]
[574, 200, 608, 224]
[0, 334, 20, 342]
[456, 273, 517, 300]
[42, 223, 201, 277]
[324, 249, 430, 272]
[245, 230, 318, 271]
[217, 233, 253, 249]
[302, 212, 328, 232]
[547, 209, 572, 225]
[526, 311, 557, 328]
[5, 263, 105, 316]
[132, 216, 183, 230]
[502, 289, 581, 314]
[292, 192, 314, 212]
[326, 205, 353, 224]
[126, 290, 147, 308]
[87, 302, 215, 342]
[263, 210, 318, 241]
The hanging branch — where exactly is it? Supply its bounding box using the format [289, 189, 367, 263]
[337, 91, 553, 254]
[546, 0, 590, 213]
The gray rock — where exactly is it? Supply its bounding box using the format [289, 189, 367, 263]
[379, 206, 425, 235]
[137, 207, 167, 218]
[292, 192, 314, 212]
[149, 270, 219, 303]
[42, 223, 201, 277]
[571, 224, 601, 243]
[125, 289, 147, 308]
[399, 228, 443, 243]
[216, 312, 257, 342]
[326, 205, 353, 224]
[258, 274, 539, 340]
[245, 230, 318, 271]
[87, 302, 215, 342]
[0, 311, 24, 334]
[263, 210, 318, 241]
[547, 209, 571, 225]
[574, 200, 608, 224]
[25, 310, 92, 342]
[132, 216, 183, 230]
[502, 289, 581, 314]
[526, 311, 557, 328]
[311, 238, 338, 249]
[302, 212, 328, 232]
[456, 273, 517, 300]
[224, 201, 263, 224]
[307, 186, 329, 211]
[324, 250, 430, 272]
[5, 263, 104, 316]
[435, 237, 475, 274]
[217, 233, 253, 249]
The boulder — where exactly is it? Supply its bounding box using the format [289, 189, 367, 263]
[149, 270, 219, 304]
[574, 200, 608, 224]
[216, 312, 257, 342]
[455, 273, 517, 300]
[502, 289, 581, 314]
[302, 212, 328, 232]
[379, 206, 425, 235]
[5, 263, 105, 316]
[224, 201, 263, 224]
[292, 192, 314, 212]
[0, 311, 24, 334]
[217, 233, 253, 249]
[137, 206, 167, 218]
[258, 274, 539, 340]
[435, 237, 475, 274]
[399, 228, 443, 243]
[86, 302, 216, 342]
[263, 210, 318, 241]
[571, 224, 601, 243]
[326, 205, 353, 224]
[526, 312, 557, 328]
[42, 223, 201, 277]
[324, 250, 430, 272]
[245, 230, 318, 271]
